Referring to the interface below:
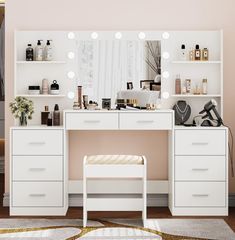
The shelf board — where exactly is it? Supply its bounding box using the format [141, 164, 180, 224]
[16, 61, 66, 64]
[16, 94, 66, 98]
[171, 60, 222, 64]
[171, 94, 221, 98]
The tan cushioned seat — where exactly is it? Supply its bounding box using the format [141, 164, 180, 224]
[86, 155, 144, 165]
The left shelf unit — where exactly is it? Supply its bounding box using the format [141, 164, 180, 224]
[14, 31, 68, 98]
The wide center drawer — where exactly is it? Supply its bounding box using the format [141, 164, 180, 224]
[175, 182, 226, 207]
[12, 129, 63, 155]
[175, 129, 226, 155]
[119, 112, 172, 130]
[175, 156, 226, 181]
[12, 182, 63, 207]
[12, 156, 63, 181]
[65, 112, 118, 130]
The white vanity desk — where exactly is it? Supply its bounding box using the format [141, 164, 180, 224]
[10, 109, 228, 216]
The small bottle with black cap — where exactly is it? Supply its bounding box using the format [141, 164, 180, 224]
[194, 44, 201, 60]
[180, 44, 187, 61]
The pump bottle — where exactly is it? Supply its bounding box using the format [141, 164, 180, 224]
[44, 40, 53, 61]
[35, 40, 43, 61]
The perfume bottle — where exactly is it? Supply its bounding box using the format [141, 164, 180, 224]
[189, 48, 194, 61]
[180, 44, 187, 61]
[185, 79, 191, 94]
[202, 48, 209, 61]
[47, 112, 53, 126]
[41, 106, 49, 125]
[194, 45, 201, 60]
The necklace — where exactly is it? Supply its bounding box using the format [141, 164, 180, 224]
[175, 102, 189, 122]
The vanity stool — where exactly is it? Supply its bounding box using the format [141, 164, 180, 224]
[83, 155, 147, 227]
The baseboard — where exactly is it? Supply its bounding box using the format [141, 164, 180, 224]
[69, 194, 168, 207]
[3, 193, 235, 208]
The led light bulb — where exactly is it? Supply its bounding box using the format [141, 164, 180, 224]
[162, 32, 170, 39]
[162, 91, 170, 99]
[115, 32, 122, 39]
[67, 52, 75, 59]
[68, 32, 75, 40]
[162, 71, 170, 79]
[162, 52, 170, 59]
[67, 71, 75, 79]
[67, 91, 75, 99]
[138, 32, 146, 39]
[91, 32, 98, 39]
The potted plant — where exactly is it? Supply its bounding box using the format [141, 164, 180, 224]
[9, 96, 34, 126]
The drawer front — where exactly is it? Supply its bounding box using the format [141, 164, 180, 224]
[175, 182, 226, 207]
[12, 182, 63, 207]
[175, 130, 226, 155]
[119, 113, 172, 130]
[65, 113, 118, 130]
[175, 156, 226, 181]
[12, 156, 63, 181]
[12, 130, 63, 155]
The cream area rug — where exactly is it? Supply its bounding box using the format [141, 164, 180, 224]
[0, 219, 234, 240]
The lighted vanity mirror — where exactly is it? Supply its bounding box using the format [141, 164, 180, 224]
[76, 40, 162, 103]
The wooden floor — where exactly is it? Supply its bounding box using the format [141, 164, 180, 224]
[1, 174, 235, 232]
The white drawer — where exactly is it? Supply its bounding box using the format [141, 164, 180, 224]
[65, 112, 118, 130]
[12, 156, 63, 181]
[175, 130, 226, 155]
[12, 182, 63, 207]
[175, 182, 226, 207]
[12, 130, 63, 155]
[175, 156, 226, 181]
[119, 112, 172, 130]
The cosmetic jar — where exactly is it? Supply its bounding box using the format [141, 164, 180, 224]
[50, 80, 60, 95]
[127, 99, 138, 107]
[102, 98, 111, 110]
[73, 102, 80, 110]
[116, 99, 126, 109]
[28, 86, 40, 95]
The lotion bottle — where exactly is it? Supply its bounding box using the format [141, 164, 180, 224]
[44, 40, 53, 61]
[26, 44, 34, 61]
[35, 40, 43, 61]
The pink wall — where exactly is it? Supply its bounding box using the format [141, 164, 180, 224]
[5, 0, 235, 193]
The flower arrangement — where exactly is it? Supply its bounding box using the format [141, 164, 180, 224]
[9, 97, 34, 126]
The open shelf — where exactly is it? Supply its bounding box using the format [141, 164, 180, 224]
[171, 60, 222, 64]
[16, 94, 66, 98]
[16, 61, 67, 64]
[171, 94, 221, 98]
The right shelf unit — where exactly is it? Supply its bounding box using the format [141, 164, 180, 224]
[168, 30, 223, 120]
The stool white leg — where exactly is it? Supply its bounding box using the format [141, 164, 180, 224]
[83, 158, 87, 228]
[142, 156, 147, 226]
